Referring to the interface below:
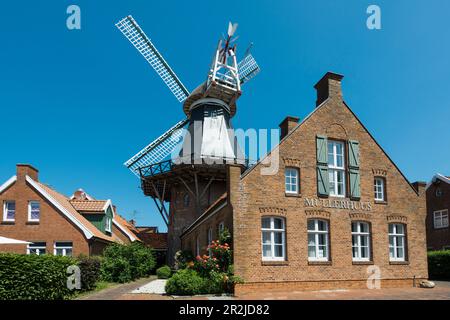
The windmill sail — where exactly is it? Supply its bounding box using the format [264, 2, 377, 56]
[116, 15, 190, 102]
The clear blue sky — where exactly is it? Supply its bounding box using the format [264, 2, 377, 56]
[1, 1, 449, 231]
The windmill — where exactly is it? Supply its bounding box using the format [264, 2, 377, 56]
[115, 15, 260, 262]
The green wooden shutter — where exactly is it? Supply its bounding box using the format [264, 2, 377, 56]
[316, 135, 329, 196]
[348, 140, 360, 199]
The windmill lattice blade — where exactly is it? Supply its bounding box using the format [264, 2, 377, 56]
[228, 53, 260, 85]
[116, 15, 190, 103]
[124, 118, 189, 177]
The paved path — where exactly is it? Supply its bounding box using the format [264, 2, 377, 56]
[77, 276, 156, 300]
[132, 279, 167, 294]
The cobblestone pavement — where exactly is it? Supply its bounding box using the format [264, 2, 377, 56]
[79, 279, 450, 300]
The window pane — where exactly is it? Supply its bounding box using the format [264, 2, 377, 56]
[352, 235, 358, 247]
[361, 246, 369, 258]
[318, 220, 327, 231]
[318, 233, 327, 246]
[262, 218, 270, 229]
[351, 222, 357, 233]
[308, 244, 316, 258]
[262, 244, 272, 257]
[308, 233, 316, 247]
[65, 248, 73, 257]
[389, 235, 394, 247]
[318, 245, 327, 258]
[307, 220, 315, 231]
[360, 223, 369, 233]
[389, 224, 394, 234]
[274, 232, 283, 244]
[389, 246, 395, 258]
[360, 235, 368, 247]
[274, 244, 283, 257]
[397, 224, 404, 235]
[262, 231, 271, 244]
[397, 247, 404, 259]
[273, 218, 283, 230]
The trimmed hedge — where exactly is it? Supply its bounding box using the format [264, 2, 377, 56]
[165, 269, 207, 295]
[0, 253, 77, 300]
[428, 250, 450, 280]
[101, 242, 156, 283]
[78, 255, 102, 291]
[156, 265, 172, 279]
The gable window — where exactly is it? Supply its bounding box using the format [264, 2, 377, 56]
[352, 222, 371, 261]
[54, 242, 73, 256]
[328, 141, 345, 197]
[434, 210, 449, 229]
[389, 224, 406, 262]
[28, 201, 40, 222]
[285, 168, 299, 194]
[105, 216, 112, 232]
[261, 217, 286, 261]
[374, 177, 385, 202]
[436, 188, 443, 197]
[3, 201, 15, 222]
[27, 242, 46, 255]
[308, 219, 329, 261]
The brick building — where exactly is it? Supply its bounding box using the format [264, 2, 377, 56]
[180, 72, 428, 293]
[426, 174, 450, 250]
[0, 164, 138, 256]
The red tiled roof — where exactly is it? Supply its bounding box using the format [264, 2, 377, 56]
[69, 200, 107, 212]
[137, 232, 168, 250]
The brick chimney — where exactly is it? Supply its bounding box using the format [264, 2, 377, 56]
[314, 72, 344, 107]
[279, 116, 300, 140]
[16, 164, 39, 183]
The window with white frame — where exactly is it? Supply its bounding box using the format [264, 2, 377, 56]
[328, 141, 345, 197]
[374, 177, 385, 201]
[434, 209, 449, 229]
[308, 219, 329, 261]
[105, 216, 112, 232]
[389, 223, 406, 261]
[27, 242, 46, 255]
[261, 217, 286, 261]
[54, 242, 73, 256]
[285, 168, 299, 194]
[352, 222, 371, 261]
[3, 201, 15, 222]
[28, 201, 40, 222]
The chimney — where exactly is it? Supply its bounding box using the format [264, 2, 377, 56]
[279, 116, 300, 140]
[412, 181, 427, 197]
[314, 72, 344, 107]
[16, 164, 38, 182]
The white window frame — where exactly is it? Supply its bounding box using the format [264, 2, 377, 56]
[352, 222, 371, 262]
[27, 242, 46, 255]
[105, 216, 112, 232]
[328, 141, 345, 197]
[3, 200, 15, 222]
[261, 217, 286, 261]
[285, 167, 299, 194]
[374, 177, 385, 201]
[54, 242, 73, 256]
[28, 200, 40, 222]
[307, 219, 330, 261]
[433, 209, 449, 229]
[389, 223, 406, 262]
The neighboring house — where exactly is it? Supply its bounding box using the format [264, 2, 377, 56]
[426, 174, 450, 250]
[135, 226, 168, 266]
[178, 72, 428, 293]
[0, 164, 138, 256]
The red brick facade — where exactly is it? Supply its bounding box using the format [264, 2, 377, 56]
[181, 72, 428, 292]
[426, 175, 450, 250]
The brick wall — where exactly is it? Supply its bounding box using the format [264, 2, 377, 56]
[231, 72, 428, 291]
[426, 180, 450, 250]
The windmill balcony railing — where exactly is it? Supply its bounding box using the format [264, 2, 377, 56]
[137, 156, 257, 179]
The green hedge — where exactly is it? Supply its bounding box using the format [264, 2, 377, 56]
[101, 242, 156, 283]
[78, 255, 102, 291]
[0, 253, 77, 300]
[428, 250, 450, 280]
[165, 269, 207, 295]
[156, 265, 172, 279]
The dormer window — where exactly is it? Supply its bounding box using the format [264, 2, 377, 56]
[105, 216, 112, 233]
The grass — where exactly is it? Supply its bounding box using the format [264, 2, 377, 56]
[73, 281, 118, 299]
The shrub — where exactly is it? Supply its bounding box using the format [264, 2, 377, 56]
[428, 250, 450, 280]
[101, 242, 156, 283]
[156, 265, 172, 279]
[77, 255, 102, 291]
[0, 253, 77, 300]
[165, 269, 207, 295]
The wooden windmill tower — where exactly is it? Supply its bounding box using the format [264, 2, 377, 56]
[116, 16, 260, 263]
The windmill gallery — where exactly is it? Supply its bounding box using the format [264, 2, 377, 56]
[116, 16, 428, 293]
